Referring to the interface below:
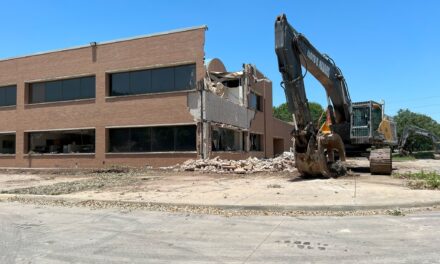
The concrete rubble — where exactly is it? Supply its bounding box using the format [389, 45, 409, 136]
[174, 152, 296, 174]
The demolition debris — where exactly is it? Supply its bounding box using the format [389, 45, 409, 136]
[175, 152, 296, 174]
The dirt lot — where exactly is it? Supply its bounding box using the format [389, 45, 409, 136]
[0, 158, 440, 213]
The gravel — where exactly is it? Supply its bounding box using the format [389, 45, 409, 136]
[1, 172, 148, 195]
[4, 196, 438, 217]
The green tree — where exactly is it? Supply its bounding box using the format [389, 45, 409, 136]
[394, 109, 440, 151]
[273, 102, 325, 128]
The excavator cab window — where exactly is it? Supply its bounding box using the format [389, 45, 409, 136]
[352, 106, 370, 137]
[371, 105, 382, 136]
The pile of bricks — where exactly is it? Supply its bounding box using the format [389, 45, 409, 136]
[176, 152, 295, 174]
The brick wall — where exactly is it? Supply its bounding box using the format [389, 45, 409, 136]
[0, 27, 205, 168]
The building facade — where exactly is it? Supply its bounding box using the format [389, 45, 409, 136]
[0, 26, 293, 168]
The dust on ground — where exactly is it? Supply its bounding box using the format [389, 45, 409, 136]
[1, 157, 440, 216]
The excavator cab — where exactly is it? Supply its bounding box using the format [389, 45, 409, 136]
[350, 101, 397, 146]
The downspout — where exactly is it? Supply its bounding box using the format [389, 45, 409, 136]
[263, 81, 267, 158]
[200, 87, 204, 159]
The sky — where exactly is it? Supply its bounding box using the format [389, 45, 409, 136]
[1, 0, 439, 121]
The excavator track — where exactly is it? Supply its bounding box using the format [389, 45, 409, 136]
[369, 148, 392, 175]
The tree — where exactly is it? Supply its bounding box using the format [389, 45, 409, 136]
[273, 102, 325, 128]
[394, 109, 440, 152]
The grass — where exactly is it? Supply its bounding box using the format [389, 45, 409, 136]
[267, 184, 282, 189]
[387, 208, 405, 216]
[393, 170, 440, 189]
[392, 155, 416, 162]
[393, 151, 436, 162]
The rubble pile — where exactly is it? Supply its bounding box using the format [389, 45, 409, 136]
[178, 152, 295, 174]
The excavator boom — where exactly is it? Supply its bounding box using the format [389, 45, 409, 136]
[275, 14, 394, 176]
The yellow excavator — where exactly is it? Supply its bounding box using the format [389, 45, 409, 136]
[275, 14, 397, 177]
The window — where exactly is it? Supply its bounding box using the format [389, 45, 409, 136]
[250, 133, 263, 151]
[29, 76, 95, 104]
[0, 85, 17, 107]
[152, 126, 174, 151]
[110, 64, 196, 96]
[249, 91, 262, 111]
[108, 125, 196, 153]
[0, 134, 15, 154]
[211, 127, 243, 151]
[28, 129, 95, 154]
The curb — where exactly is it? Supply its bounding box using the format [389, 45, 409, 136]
[1, 194, 439, 212]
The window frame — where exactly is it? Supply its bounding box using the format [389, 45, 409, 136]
[249, 91, 263, 112]
[249, 133, 263, 152]
[26, 128, 96, 155]
[0, 85, 17, 107]
[108, 64, 196, 98]
[107, 124, 197, 154]
[0, 132, 16, 155]
[27, 75, 96, 105]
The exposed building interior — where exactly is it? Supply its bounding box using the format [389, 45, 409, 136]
[28, 129, 95, 154]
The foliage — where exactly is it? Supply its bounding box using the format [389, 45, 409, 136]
[394, 109, 440, 152]
[273, 102, 325, 128]
[393, 170, 440, 189]
[273, 103, 292, 122]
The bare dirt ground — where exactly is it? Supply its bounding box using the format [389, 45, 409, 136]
[0, 158, 440, 216]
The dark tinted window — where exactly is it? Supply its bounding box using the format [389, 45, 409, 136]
[152, 126, 174, 151]
[151, 67, 174, 93]
[111, 72, 130, 96]
[62, 79, 81, 101]
[108, 125, 196, 153]
[29, 76, 95, 103]
[175, 125, 197, 151]
[109, 128, 131, 152]
[45, 81, 63, 102]
[131, 127, 151, 152]
[0, 134, 15, 154]
[80, 77, 95, 99]
[0, 85, 17, 107]
[30, 83, 45, 103]
[130, 70, 151, 94]
[110, 64, 196, 97]
[174, 64, 196, 91]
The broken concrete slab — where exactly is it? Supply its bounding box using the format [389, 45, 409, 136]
[176, 152, 295, 174]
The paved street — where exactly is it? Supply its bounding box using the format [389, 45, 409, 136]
[0, 202, 439, 263]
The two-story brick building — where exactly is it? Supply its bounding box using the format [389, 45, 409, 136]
[0, 25, 293, 168]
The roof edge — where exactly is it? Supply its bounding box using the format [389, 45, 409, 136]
[0, 25, 208, 63]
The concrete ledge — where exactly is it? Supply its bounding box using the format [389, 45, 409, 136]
[2, 194, 439, 214]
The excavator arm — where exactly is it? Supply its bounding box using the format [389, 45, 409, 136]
[275, 14, 348, 177]
[398, 125, 440, 154]
[275, 14, 351, 130]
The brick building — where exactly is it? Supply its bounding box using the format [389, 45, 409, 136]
[0, 26, 293, 168]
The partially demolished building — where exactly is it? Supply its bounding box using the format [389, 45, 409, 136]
[0, 25, 293, 168]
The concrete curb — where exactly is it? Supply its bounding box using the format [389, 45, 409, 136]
[1, 194, 439, 212]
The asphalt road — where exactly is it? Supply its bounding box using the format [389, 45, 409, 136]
[0, 202, 439, 263]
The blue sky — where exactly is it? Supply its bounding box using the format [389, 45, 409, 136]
[1, 0, 439, 121]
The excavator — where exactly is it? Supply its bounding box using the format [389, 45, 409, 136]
[274, 14, 397, 177]
[398, 125, 440, 155]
